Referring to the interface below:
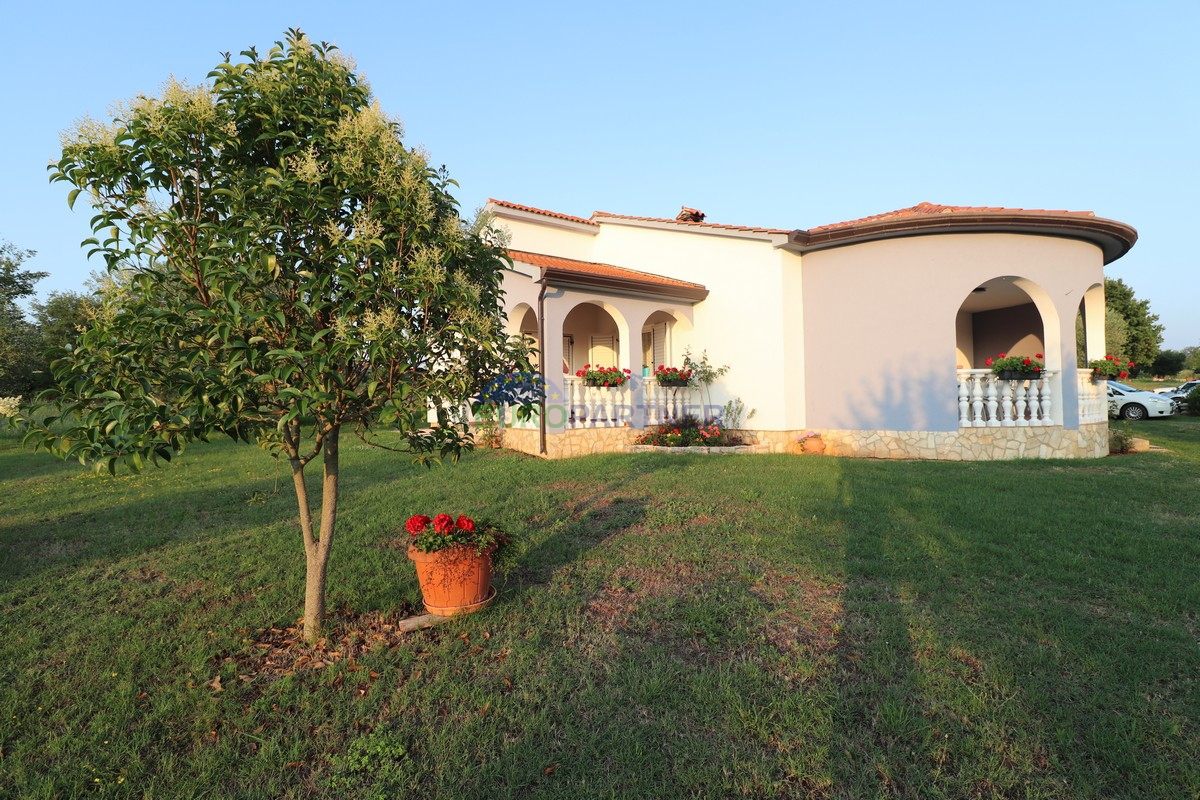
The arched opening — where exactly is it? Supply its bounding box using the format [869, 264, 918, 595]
[506, 304, 540, 367]
[955, 276, 1046, 368]
[639, 309, 693, 373]
[562, 302, 624, 374]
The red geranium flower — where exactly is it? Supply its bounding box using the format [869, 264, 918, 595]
[433, 513, 455, 534]
[1035, 353, 1043, 359]
[406, 514, 431, 535]
[985, 357, 993, 366]
[456, 515, 475, 532]
[998, 353, 1007, 359]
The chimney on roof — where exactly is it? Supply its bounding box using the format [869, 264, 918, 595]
[676, 206, 706, 223]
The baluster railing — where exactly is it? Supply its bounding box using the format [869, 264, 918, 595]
[957, 369, 1062, 428]
[1077, 370, 1107, 423]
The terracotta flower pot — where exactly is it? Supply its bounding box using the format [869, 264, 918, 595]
[408, 544, 496, 617]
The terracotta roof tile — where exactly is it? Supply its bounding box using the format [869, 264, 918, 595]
[488, 199, 597, 226]
[591, 210, 789, 235]
[507, 249, 705, 291]
[810, 202, 1096, 232]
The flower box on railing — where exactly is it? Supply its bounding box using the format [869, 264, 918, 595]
[653, 365, 693, 388]
[576, 364, 632, 388]
[986, 353, 1044, 382]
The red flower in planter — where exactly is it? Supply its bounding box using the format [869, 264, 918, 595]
[457, 515, 475, 532]
[1036, 353, 1043, 359]
[433, 513, 455, 534]
[985, 357, 993, 366]
[406, 514, 431, 534]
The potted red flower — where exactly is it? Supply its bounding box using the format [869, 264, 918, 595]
[405, 514, 508, 616]
[575, 364, 632, 387]
[653, 365, 693, 387]
[985, 352, 1045, 381]
[1088, 355, 1133, 381]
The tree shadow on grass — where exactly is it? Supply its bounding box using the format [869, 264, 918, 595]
[826, 456, 1200, 798]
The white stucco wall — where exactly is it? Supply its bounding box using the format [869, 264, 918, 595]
[800, 233, 1104, 432]
[493, 210, 801, 429]
[586, 223, 799, 429]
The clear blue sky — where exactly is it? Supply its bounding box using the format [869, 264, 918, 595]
[3, 0, 1196, 348]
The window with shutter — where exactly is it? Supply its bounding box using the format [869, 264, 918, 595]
[589, 335, 616, 368]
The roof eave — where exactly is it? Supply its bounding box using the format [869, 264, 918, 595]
[595, 214, 791, 245]
[785, 213, 1137, 264]
[542, 267, 709, 303]
[486, 201, 599, 234]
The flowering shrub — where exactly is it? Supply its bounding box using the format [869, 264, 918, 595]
[1089, 355, 1134, 380]
[985, 352, 1044, 376]
[653, 365, 693, 386]
[575, 364, 632, 387]
[634, 414, 742, 447]
[405, 513, 509, 554]
[0, 397, 21, 418]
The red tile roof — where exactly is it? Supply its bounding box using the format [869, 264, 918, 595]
[508, 250, 705, 292]
[493, 199, 1135, 264]
[591, 210, 789, 235]
[810, 202, 1096, 232]
[488, 199, 597, 227]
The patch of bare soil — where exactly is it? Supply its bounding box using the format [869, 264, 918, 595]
[751, 568, 844, 682]
[211, 606, 421, 686]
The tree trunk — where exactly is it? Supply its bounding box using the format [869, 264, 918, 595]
[295, 426, 340, 644]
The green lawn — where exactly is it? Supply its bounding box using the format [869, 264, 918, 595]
[2, 419, 1198, 798]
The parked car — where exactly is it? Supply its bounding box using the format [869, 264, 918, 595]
[1160, 379, 1200, 413]
[1154, 378, 1200, 395]
[1161, 383, 1200, 417]
[1107, 381, 1176, 420]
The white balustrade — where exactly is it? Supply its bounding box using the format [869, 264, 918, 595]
[496, 375, 705, 432]
[644, 382, 701, 426]
[956, 370, 1058, 428]
[1077, 370, 1108, 424]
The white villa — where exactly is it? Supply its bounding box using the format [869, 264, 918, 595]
[487, 199, 1137, 460]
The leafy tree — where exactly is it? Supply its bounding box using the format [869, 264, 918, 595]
[24, 30, 534, 641]
[32, 289, 99, 353]
[1183, 345, 1200, 374]
[1151, 349, 1187, 378]
[1104, 278, 1163, 372]
[0, 240, 46, 304]
[0, 241, 47, 395]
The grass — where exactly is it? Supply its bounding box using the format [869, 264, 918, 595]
[1, 418, 1199, 798]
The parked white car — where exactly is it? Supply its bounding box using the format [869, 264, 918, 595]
[1156, 379, 1200, 413]
[1154, 378, 1200, 395]
[1107, 381, 1176, 420]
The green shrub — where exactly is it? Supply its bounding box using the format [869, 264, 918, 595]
[1186, 386, 1200, 416]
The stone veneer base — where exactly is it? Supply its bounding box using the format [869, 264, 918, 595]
[501, 423, 1109, 461]
[754, 423, 1110, 461]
